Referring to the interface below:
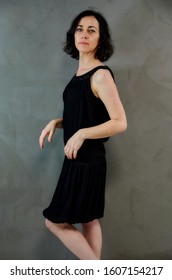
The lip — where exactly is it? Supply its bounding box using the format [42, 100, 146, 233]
[78, 42, 89, 45]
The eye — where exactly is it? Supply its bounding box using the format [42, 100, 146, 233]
[76, 27, 83, 32]
[88, 29, 96, 33]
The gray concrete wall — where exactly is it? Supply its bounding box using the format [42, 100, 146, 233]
[0, 0, 172, 260]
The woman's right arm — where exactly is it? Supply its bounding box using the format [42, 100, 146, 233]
[39, 118, 63, 149]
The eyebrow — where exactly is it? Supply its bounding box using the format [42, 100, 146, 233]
[77, 24, 97, 29]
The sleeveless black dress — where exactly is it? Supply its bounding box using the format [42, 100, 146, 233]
[43, 66, 114, 224]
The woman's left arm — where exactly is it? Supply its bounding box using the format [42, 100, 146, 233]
[64, 69, 127, 159]
[81, 69, 127, 139]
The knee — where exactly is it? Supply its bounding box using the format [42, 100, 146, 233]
[45, 218, 52, 230]
[45, 218, 59, 234]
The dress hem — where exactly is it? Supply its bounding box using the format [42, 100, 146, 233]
[43, 212, 103, 224]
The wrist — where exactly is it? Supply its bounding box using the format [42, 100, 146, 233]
[52, 118, 63, 128]
[51, 119, 58, 126]
[79, 128, 87, 141]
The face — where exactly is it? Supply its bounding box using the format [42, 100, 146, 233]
[74, 16, 100, 56]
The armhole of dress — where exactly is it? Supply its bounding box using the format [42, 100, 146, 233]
[103, 66, 115, 81]
[90, 66, 115, 99]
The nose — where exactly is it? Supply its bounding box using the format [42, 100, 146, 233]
[81, 32, 88, 39]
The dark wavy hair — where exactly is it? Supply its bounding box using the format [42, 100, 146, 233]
[63, 9, 114, 62]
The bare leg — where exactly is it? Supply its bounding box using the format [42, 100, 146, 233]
[45, 219, 99, 260]
[82, 219, 102, 259]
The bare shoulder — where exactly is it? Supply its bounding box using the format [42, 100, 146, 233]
[91, 68, 118, 99]
[93, 69, 114, 85]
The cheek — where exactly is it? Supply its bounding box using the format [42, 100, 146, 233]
[74, 34, 78, 45]
[93, 36, 100, 47]
[94, 32, 100, 42]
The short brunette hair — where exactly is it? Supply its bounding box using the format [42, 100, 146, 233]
[63, 10, 114, 62]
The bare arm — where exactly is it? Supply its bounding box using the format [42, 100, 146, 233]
[39, 118, 63, 149]
[81, 69, 127, 139]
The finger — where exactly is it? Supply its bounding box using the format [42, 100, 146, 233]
[39, 130, 48, 149]
[48, 129, 54, 143]
[73, 149, 77, 159]
[64, 145, 70, 158]
[64, 145, 68, 153]
[68, 148, 73, 159]
[39, 134, 44, 149]
[64, 146, 74, 160]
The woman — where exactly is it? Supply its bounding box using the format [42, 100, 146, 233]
[39, 9, 127, 260]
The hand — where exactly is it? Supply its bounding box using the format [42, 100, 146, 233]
[39, 119, 62, 149]
[64, 130, 84, 159]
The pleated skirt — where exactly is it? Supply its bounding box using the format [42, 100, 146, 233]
[43, 143, 107, 224]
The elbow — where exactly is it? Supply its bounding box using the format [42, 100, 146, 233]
[117, 119, 127, 134]
[111, 118, 127, 135]
[122, 120, 127, 132]
[120, 113, 127, 132]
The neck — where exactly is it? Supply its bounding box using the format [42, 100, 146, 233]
[78, 53, 102, 71]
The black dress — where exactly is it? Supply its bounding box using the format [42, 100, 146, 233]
[43, 65, 114, 224]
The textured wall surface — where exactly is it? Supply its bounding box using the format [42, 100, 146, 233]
[0, 0, 172, 260]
